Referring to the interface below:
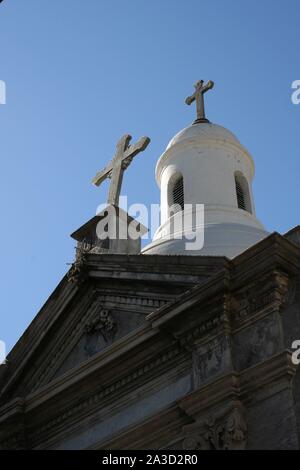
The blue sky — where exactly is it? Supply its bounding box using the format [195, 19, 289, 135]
[0, 0, 299, 352]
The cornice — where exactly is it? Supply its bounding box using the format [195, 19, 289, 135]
[92, 351, 296, 450]
[147, 269, 230, 328]
[31, 348, 188, 449]
[239, 351, 297, 399]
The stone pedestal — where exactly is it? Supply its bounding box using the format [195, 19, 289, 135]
[70, 205, 148, 255]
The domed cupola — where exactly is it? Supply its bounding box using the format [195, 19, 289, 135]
[143, 80, 268, 258]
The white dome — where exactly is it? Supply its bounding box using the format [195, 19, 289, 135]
[166, 122, 241, 151]
[143, 120, 268, 259]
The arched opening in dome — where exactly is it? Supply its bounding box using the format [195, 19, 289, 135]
[168, 173, 184, 214]
[234, 172, 252, 213]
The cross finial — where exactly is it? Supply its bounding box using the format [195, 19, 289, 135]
[92, 134, 150, 207]
[185, 79, 214, 124]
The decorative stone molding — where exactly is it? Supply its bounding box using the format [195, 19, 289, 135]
[29, 345, 181, 446]
[84, 307, 117, 343]
[192, 335, 231, 388]
[67, 247, 89, 284]
[182, 401, 247, 450]
[231, 270, 290, 327]
[95, 292, 169, 310]
[179, 312, 229, 349]
[281, 277, 296, 308]
[29, 291, 98, 393]
[29, 291, 168, 393]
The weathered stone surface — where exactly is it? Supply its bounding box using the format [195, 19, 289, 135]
[192, 335, 233, 387]
[92, 134, 150, 206]
[233, 313, 283, 371]
[182, 401, 247, 450]
[284, 226, 300, 247]
[1, 230, 300, 450]
[246, 385, 298, 449]
[70, 206, 148, 257]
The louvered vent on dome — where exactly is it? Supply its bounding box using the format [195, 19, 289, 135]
[235, 172, 252, 213]
[235, 178, 246, 210]
[172, 176, 184, 211]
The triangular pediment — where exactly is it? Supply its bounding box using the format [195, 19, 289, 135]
[0, 253, 228, 403]
[51, 293, 148, 382]
[25, 288, 168, 396]
[0, 275, 175, 401]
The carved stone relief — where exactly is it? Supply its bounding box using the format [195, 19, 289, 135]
[192, 335, 232, 388]
[67, 246, 89, 284]
[84, 307, 117, 356]
[182, 401, 247, 450]
[231, 271, 290, 326]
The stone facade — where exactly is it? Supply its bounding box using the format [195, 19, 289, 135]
[0, 230, 300, 449]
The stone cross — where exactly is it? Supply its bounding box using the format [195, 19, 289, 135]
[185, 80, 214, 123]
[92, 134, 150, 206]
